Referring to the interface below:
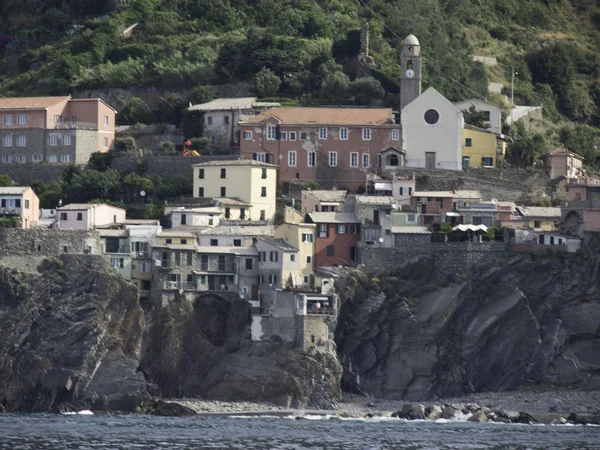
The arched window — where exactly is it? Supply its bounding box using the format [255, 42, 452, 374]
[388, 154, 399, 166]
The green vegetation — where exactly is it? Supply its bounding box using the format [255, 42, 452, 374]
[1, 1, 600, 166]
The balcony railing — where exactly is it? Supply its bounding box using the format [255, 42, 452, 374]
[361, 225, 382, 242]
[103, 246, 129, 254]
[156, 259, 171, 269]
[131, 251, 150, 259]
[163, 281, 194, 290]
[0, 207, 22, 216]
[306, 307, 335, 316]
[52, 121, 100, 130]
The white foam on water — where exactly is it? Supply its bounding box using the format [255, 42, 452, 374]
[60, 410, 94, 415]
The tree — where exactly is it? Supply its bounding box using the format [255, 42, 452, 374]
[118, 96, 152, 125]
[181, 109, 204, 140]
[463, 105, 490, 129]
[320, 70, 350, 103]
[115, 136, 136, 153]
[65, 169, 123, 203]
[253, 67, 281, 98]
[159, 141, 176, 152]
[88, 151, 113, 171]
[189, 85, 218, 105]
[190, 137, 211, 153]
[349, 78, 385, 105]
[558, 124, 600, 166]
[0, 174, 13, 186]
[507, 121, 548, 167]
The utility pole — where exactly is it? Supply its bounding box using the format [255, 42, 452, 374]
[511, 68, 518, 125]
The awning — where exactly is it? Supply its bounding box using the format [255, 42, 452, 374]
[374, 182, 392, 190]
[446, 212, 460, 217]
[453, 224, 488, 232]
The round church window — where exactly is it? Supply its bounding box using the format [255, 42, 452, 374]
[424, 109, 440, 125]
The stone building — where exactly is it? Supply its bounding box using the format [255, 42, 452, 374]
[0, 96, 116, 165]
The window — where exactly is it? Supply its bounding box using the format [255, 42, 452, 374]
[187, 252, 193, 265]
[351, 224, 358, 234]
[198, 169, 204, 179]
[362, 128, 371, 141]
[392, 129, 399, 140]
[327, 245, 335, 257]
[339, 128, 348, 140]
[224, 116, 229, 125]
[288, 151, 296, 167]
[77, 212, 83, 221]
[206, 116, 213, 126]
[308, 152, 316, 167]
[482, 111, 491, 121]
[240, 208, 246, 219]
[139, 261, 150, 273]
[259, 251, 266, 262]
[261, 168, 267, 179]
[306, 255, 312, 264]
[200, 255, 208, 270]
[362, 153, 370, 169]
[289, 131, 297, 141]
[63, 135, 72, 146]
[318, 224, 328, 238]
[60, 212, 68, 220]
[280, 131, 287, 141]
[337, 225, 346, 234]
[270, 251, 279, 262]
[350, 152, 358, 168]
[25, 200, 29, 209]
[103, 116, 109, 126]
[255, 152, 267, 162]
[224, 207, 231, 219]
[329, 151, 338, 167]
[3, 135, 12, 146]
[300, 131, 307, 140]
[290, 254, 295, 262]
[465, 138, 472, 147]
[481, 157, 493, 167]
[319, 128, 327, 140]
[71, 116, 77, 125]
[269, 274, 278, 285]
[233, 239, 242, 247]
[103, 137, 108, 147]
[1, 155, 12, 163]
[260, 210, 265, 221]
[424, 109, 440, 124]
[48, 135, 57, 146]
[17, 114, 27, 125]
[218, 255, 226, 271]
[165, 239, 172, 245]
[301, 233, 313, 243]
[15, 155, 26, 163]
[220, 186, 226, 196]
[534, 220, 541, 228]
[220, 168, 226, 178]
[61, 154, 71, 163]
[267, 125, 277, 140]
[407, 214, 416, 223]
[3, 115, 13, 125]
[32, 154, 41, 163]
[210, 239, 218, 246]
[245, 258, 253, 270]
[111, 257, 124, 269]
[198, 187, 204, 197]
[181, 214, 187, 225]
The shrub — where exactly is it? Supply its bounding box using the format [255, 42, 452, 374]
[189, 84, 218, 105]
[253, 67, 281, 98]
[114, 136, 136, 153]
[159, 141, 176, 153]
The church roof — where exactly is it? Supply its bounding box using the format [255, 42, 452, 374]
[404, 34, 420, 46]
[241, 107, 394, 126]
[402, 87, 462, 115]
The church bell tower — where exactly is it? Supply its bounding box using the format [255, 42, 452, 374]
[400, 34, 422, 111]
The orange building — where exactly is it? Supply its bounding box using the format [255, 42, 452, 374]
[305, 212, 360, 268]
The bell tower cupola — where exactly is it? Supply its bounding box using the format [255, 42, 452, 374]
[400, 34, 422, 111]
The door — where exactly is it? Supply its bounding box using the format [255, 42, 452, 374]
[181, 214, 187, 225]
[462, 156, 470, 170]
[208, 275, 216, 291]
[251, 284, 259, 301]
[426, 152, 436, 168]
[373, 210, 380, 225]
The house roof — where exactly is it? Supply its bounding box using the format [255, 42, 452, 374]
[68, 98, 118, 113]
[307, 212, 360, 224]
[192, 159, 279, 168]
[516, 206, 561, 219]
[195, 246, 258, 256]
[546, 147, 584, 161]
[303, 190, 347, 202]
[242, 107, 394, 126]
[213, 197, 252, 207]
[58, 203, 126, 211]
[413, 190, 481, 200]
[158, 230, 197, 237]
[464, 124, 500, 135]
[189, 97, 280, 112]
[355, 195, 395, 205]
[199, 225, 275, 236]
[123, 219, 161, 225]
[98, 229, 128, 237]
[391, 226, 431, 234]
[0, 96, 70, 110]
[258, 237, 298, 252]
[171, 206, 222, 214]
[0, 187, 28, 194]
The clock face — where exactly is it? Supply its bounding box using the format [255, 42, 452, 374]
[405, 69, 415, 79]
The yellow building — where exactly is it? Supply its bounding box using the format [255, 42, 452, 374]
[192, 159, 278, 223]
[462, 125, 507, 168]
[275, 212, 317, 288]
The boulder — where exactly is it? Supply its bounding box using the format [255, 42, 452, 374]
[151, 401, 197, 417]
[427, 405, 443, 420]
[468, 410, 488, 422]
[441, 405, 458, 419]
[396, 403, 426, 419]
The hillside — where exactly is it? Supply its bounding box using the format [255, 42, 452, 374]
[1, 0, 600, 164]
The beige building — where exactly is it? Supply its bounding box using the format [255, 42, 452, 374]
[301, 190, 347, 214]
[0, 96, 116, 165]
[0, 186, 40, 228]
[192, 159, 278, 223]
[55, 203, 126, 230]
[275, 219, 317, 288]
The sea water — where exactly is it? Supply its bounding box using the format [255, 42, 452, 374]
[0, 413, 598, 449]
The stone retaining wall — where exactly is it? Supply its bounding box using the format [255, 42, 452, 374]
[0, 229, 101, 257]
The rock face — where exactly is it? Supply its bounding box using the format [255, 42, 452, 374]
[0, 256, 159, 412]
[140, 292, 342, 409]
[336, 247, 600, 401]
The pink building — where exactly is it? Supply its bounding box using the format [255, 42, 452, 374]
[0, 186, 40, 228]
[0, 96, 116, 165]
[239, 107, 402, 192]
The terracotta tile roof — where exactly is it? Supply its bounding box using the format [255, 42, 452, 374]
[547, 147, 584, 160]
[0, 96, 70, 110]
[192, 159, 278, 168]
[242, 107, 395, 126]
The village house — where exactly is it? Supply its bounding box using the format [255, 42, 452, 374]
[457, 201, 499, 226]
[192, 159, 278, 223]
[410, 190, 482, 226]
[514, 206, 561, 231]
[0, 186, 39, 229]
[461, 124, 507, 168]
[366, 172, 415, 202]
[255, 237, 301, 309]
[169, 206, 222, 228]
[544, 147, 585, 194]
[55, 203, 126, 230]
[506, 228, 582, 253]
[305, 212, 360, 268]
[188, 97, 279, 149]
[239, 107, 401, 191]
[562, 184, 600, 235]
[455, 99, 503, 134]
[0, 96, 116, 165]
[301, 190, 347, 214]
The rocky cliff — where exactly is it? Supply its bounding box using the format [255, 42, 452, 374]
[336, 245, 600, 401]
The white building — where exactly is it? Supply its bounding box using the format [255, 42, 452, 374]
[55, 203, 127, 230]
[402, 87, 464, 170]
[169, 206, 222, 228]
[455, 99, 503, 134]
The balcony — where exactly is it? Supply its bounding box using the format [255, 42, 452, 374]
[361, 225, 382, 242]
[156, 259, 171, 269]
[163, 281, 194, 290]
[102, 246, 129, 255]
[306, 307, 335, 316]
[0, 207, 22, 216]
[131, 251, 150, 259]
[51, 121, 100, 131]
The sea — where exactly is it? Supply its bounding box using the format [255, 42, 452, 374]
[0, 413, 599, 450]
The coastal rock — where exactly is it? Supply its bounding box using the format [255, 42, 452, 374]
[426, 405, 443, 420]
[151, 401, 197, 416]
[441, 406, 458, 419]
[467, 410, 488, 422]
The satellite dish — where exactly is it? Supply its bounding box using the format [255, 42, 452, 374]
[491, 198, 498, 205]
[140, 190, 146, 197]
[378, 237, 385, 243]
[239, 293, 245, 299]
[392, 203, 399, 210]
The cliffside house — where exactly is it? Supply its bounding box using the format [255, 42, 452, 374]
[305, 212, 360, 268]
[455, 99, 503, 134]
[366, 172, 415, 202]
[192, 159, 278, 223]
[0, 96, 116, 165]
[188, 97, 279, 150]
[239, 107, 402, 191]
[514, 206, 561, 231]
[301, 189, 347, 214]
[169, 206, 222, 228]
[275, 216, 317, 289]
[562, 184, 600, 235]
[410, 190, 482, 227]
[544, 147, 585, 194]
[461, 124, 508, 169]
[0, 186, 39, 229]
[55, 203, 126, 230]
